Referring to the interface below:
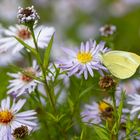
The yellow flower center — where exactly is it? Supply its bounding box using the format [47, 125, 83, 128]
[21, 67, 36, 82]
[99, 101, 111, 112]
[98, 101, 113, 121]
[0, 110, 13, 124]
[77, 52, 93, 64]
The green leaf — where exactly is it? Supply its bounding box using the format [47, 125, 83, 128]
[93, 125, 110, 140]
[117, 91, 125, 128]
[14, 36, 42, 64]
[79, 85, 94, 99]
[80, 128, 86, 140]
[43, 35, 54, 69]
[47, 112, 65, 123]
[14, 36, 37, 54]
[47, 112, 57, 122]
[68, 98, 74, 113]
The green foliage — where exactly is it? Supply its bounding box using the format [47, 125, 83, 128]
[43, 35, 54, 69]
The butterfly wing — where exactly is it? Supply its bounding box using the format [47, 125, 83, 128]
[100, 51, 140, 79]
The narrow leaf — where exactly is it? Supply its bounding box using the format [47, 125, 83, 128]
[43, 35, 54, 69]
[15, 36, 42, 64]
[93, 125, 110, 140]
[14, 36, 37, 54]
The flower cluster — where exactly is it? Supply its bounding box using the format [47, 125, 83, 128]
[99, 24, 116, 37]
[17, 6, 40, 24]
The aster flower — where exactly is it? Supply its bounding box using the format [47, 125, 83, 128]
[81, 95, 125, 125]
[127, 93, 140, 118]
[7, 60, 41, 97]
[0, 97, 37, 140]
[81, 102, 102, 124]
[0, 50, 21, 66]
[59, 40, 109, 79]
[116, 79, 140, 95]
[17, 6, 40, 24]
[0, 24, 55, 54]
[81, 98, 116, 125]
[99, 24, 116, 37]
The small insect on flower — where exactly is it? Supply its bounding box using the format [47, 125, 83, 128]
[0, 97, 37, 140]
[17, 5, 40, 24]
[0, 24, 55, 54]
[81, 98, 115, 125]
[99, 24, 116, 37]
[59, 40, 109, 79]
[98, 101, 114, 121]
[7, 60, 41, 97]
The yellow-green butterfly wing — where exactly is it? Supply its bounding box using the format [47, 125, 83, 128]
[100, 51, 140, 79]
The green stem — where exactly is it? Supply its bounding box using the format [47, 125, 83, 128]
[42, 69, 56, 113]
[30, 27, 39, 53]
[29, 26, 56, 113]
[111, 134, 117, 140]
[112, 90, 118, 140]
[56, 122, 67, 140]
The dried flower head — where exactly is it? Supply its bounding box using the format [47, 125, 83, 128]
[99, 75, 116, 90]
[99, 24, 116, 37]
[17, 6, 40, 24]
[12, 125, 28, 139]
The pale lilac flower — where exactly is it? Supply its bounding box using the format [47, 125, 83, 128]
[59, 40, 109, 79]
[0, 0, 22, 21]
[0, 97, 37, 140]
[0, 24, 55, 54]
[81, 97, 117, 125]
[99, 24, 116, 37]
[78, 24, 98, 40]
[0, 50, 21, 66]
[127, 93, 140, 118]
[81, 96, 126, 125]
[17, 6, 39, 24]
[109, 1, 130, 17]
[81, 102, 101, 124]
[116, 79, 140, 95]
[123, 0, 140, 5]
[7, 60, 41, 97]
